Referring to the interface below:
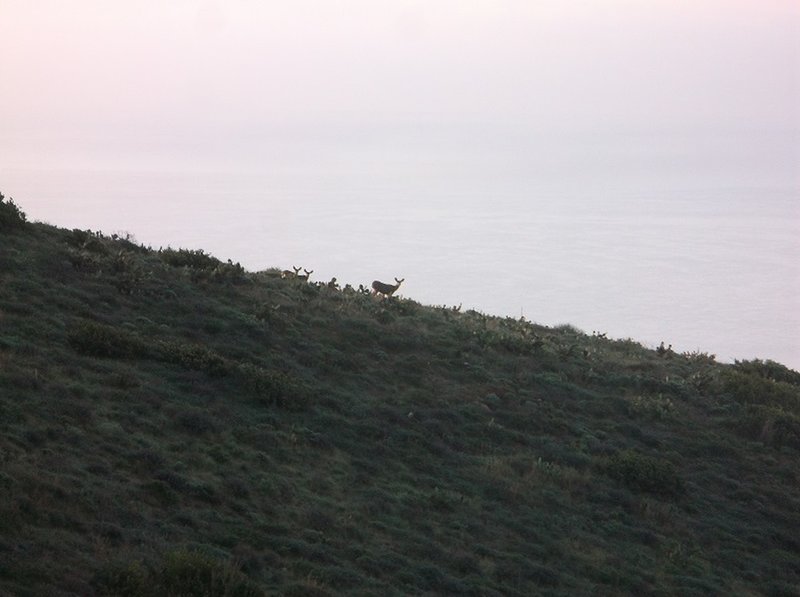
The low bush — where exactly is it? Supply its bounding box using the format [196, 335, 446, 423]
[627, 394, 676, 420]
[733, 359, 800, 386]
[238, 363, 308, 410]
[682, 350, 717, 365]
[159, 248, 221, 270]
[0, 192, 28, 231]
[606, 450, 684, 497]
[141, 480, 179, 506]
[736, 404, 800, 450]
[66, 320, 308, 408]
[66, 248, 103, 273]
[724, 369, 800, 413]
[209, 261, 248, 285]
[158, 249, 249, 285]
[93, 549, 263, 597]
[67, 321, 147, 359]
[175, 408, 221, 436]
[381, 297, 420, 317]
[374, 308, 395, 325]
[157, 548, 263, 596]
[155, 340, 230, 377]
[67, 228, 108, 253]
[93, 559, 148, 596]
[495, 332, 543, 355]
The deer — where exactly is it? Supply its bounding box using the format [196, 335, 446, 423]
[371, 277, 404, 298]
[282, 266, 301, 279]
[297, 268, 313, 281]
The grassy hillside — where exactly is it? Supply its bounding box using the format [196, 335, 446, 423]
[1, 194, 799, 596]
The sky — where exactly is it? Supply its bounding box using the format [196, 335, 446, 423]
[1, 0, 798, 163]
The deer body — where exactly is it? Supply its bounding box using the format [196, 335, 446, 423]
[282, 266, 302, 279]
[372, 277, 404, 297]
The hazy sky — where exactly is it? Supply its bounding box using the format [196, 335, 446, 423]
[1, 0, 798, 149]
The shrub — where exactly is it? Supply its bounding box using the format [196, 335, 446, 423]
[175, 408, 220, 435]
[66, 248, 103, 273]
[93, 559, 148, 596]
[157, 548, 263, 596]
[723, 369, 800, 413]
[0, 192, 27, 231]
[159, 248, 221, 270]
[682, 350, 717, 365]
[606, 450, 684, 497]
[108, 251, 150, 294]
[67, 228, 107, 253]
[627, 394, 676, 420]
[68, 323, 228, 377]
[282, 582, 333, 597]
[94, 549, 264, 597]
[210, 261, 248, 285]
[155, 341, 230, 377]
[381, 297, 420, 317]
[238, 363, 308, 410]
[733, 359, 800, 386]
[113, 269, 147, 295]
[141, 480, 178, 506]
[158, 249, 248, 285]
[374, 308, 395, 325]
[736, 404, 800, 450]
[67, 321, 147, 359]
[427, 487, 463, 512]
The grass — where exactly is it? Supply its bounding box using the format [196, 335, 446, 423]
[0, 196, 799, 595]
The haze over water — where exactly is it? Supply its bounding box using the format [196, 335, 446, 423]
[2, 1, 798, 368]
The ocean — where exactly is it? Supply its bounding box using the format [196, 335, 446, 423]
[2, 125, 798, 369]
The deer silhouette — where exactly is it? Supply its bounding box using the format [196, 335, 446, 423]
[281, 266, 302, 279]
[371, 277, 404, 298]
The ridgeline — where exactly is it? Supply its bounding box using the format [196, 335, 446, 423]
[1, 194, 799, 596]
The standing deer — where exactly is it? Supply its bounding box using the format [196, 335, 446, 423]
[297, 268, 314, 281]
[371, 277, 404, 298]
[282, 266, 301, 279]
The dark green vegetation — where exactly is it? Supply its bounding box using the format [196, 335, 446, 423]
[1, 195, 799, 596]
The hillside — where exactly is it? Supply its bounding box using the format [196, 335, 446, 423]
[1, 194, 799, 596]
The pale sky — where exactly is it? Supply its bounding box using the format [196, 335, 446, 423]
[1, 0, 798, 145]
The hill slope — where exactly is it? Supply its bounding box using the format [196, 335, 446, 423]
[1, 196, 799, 596]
